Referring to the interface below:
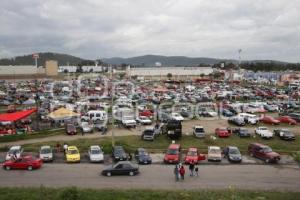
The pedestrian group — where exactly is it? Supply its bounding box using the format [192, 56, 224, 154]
[174, 161, 198, 182]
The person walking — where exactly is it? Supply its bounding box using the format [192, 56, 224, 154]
[189, 161, 195, 176]
[63, 143, 68, 155]
[174, 165, 180, 182]
[195, 165, 199, 177]
[179, 165, 185, 181]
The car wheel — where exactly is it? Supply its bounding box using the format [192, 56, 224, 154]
[265, 159, 270, 163]
[250, 152, 254, 157]
[5, 166, 11, 170]
[106, 172, 111, 176]
[27, 166, 33, 171]
[129, 171, 134, 176]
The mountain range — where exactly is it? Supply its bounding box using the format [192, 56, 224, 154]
[0, 52, 291, 66]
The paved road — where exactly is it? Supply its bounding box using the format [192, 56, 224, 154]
[1, 164, 300, 191]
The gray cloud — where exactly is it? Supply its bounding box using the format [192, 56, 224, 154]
[0, 0, 299, 62]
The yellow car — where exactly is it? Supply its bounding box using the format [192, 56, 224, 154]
[65, 146, 80, 163]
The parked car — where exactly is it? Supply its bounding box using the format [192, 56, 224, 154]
[223, 146, 242, 163]
[207, 146, 222, 162]
[6, 146, 23, 161]
[228, 116, 245, 126]
[193, 126, 205, 138]
[215, 127, 231, 138]
[273, 129, 296, 141]
[112, 146, 128, 162]
[2, 156, 43, 171]
[276, 116, 297, 125]
[170, 113, 184, 121]
[260, 116, 280, 125]
[233, 127, 251, 137]
[221, 109, 234, 117]
[136, 116, 152, 125]
[65, 146, 80, 163]
[88, 145, 104, 163]
[164, 143, 181, 164]
[184, 147, 205, 164]
[80, 122, 94, 133]
[141, 126, 156, 141]
[66, 123, 77, 135]
[134, 148, 152, 164]
[255, 127, 273, 139]
[101, 161, 139, 176]
[263, 104, 277, 112]
[287, 113, 300, 122]
[39, 145, 53, 162]
[238, 113, 259, 125]
[248, 143, 280, 163]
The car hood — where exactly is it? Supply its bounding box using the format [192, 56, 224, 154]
[164, 154, 179, 160]
[40, 153, 53, 158]
[266, 152, 280, 157]
[90, 154, 104, 159]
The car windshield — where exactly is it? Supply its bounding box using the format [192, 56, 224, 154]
[229, 149, 240, 155]
[8, 149, 20, 154]
[144, 130, 154, 135]
[41, 148, 51, 154]
[167, 149, 179, 155]
[91, 149, 101, 154]
[263, 147, 273, 153]
[139, 151, 149, 156]
[195, 128, 204, 132]
[209, 149, 220, 154]
[67, 125, 75, 131]
[187, 151, 197, 156]
[260, 128, 267, 130]
[68, 149, 78, 154]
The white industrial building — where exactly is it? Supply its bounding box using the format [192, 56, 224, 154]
[126, 66, 214, 80]
[0, 65, 44, 75]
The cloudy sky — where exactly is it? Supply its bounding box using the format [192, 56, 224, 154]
[0, 0, 300, 62]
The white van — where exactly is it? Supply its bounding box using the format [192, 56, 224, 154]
[81, 110, 107, 122]
[238, 113, 259, 125]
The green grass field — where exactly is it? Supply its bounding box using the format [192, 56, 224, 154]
[14, 133, 300, 155]
[0, 187, 299, 200]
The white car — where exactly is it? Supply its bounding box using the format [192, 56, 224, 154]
[193, 126, 205, 138]
[6, 146, 23, 160]
[136, 116, 152, 125]
[238, 113, 259, 125]
[39, 145, 53, 162]
[88, 145, 104, 163]
[81, 122, 94, 133]
[207, 146, 222, 162]
[255, 127, 273, 139]
[171, 113, 184, 121]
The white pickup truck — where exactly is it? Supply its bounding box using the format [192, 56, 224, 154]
[255, 127, 273, 139]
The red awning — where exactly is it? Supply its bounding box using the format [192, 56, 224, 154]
[0, 108, 37, 122]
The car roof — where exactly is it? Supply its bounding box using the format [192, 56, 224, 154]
[250, 143, 267, 148]
[115, 161, 132, 165]
[188, 147, 197, 151]
[10, 146, 21, 150]
[41, 145, 51, 149]
[90, 145, 100, 150]
[68, 146, 78, 150]
[227, 146, 238, 150]
[209, 146, 220, 150]
[194, 126, 203, 128]
[169, 144, 180, 149]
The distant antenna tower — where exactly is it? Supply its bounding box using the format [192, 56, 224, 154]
[238, 49, 242, 69]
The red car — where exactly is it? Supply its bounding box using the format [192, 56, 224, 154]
[248, 143, 280, 163]
[215, 127, 231, 138]
[139, 110, 154, 118]
[184, 147, 206, 164]
[66, 124, 77, 135]
[164, 144, 181, 164]
[2, 156, 43, 170]
[260, 116, 280, 125]
[276, 116, 297, 125]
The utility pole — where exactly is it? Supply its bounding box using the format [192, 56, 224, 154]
[111, 84, 115, 147]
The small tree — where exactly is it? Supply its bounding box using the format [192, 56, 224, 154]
[167, 73, 172, 80]
[200, 73, 205, 78]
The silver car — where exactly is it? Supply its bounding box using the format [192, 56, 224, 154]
[39, 145, 53, 162]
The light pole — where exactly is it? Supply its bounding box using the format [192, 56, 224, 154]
[111, 84, 115, 147]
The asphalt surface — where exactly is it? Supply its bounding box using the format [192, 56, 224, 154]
[0, 163, 300, 191]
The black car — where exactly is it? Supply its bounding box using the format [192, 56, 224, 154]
[223, 146, 242, 163]
[222, 109, 234, 117]
[101, 161, 139, 176]
[112, 146, 128, 162]
[233, 128, 251, 137]
[134, 148, 152, 164]
[273, 129, 296, 141]
[287, 113, 300, 122]
[228, 117, 245, 126]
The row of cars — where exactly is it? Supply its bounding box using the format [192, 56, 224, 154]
[163, 142, 281, 164]
[192, 125, 296, 140]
